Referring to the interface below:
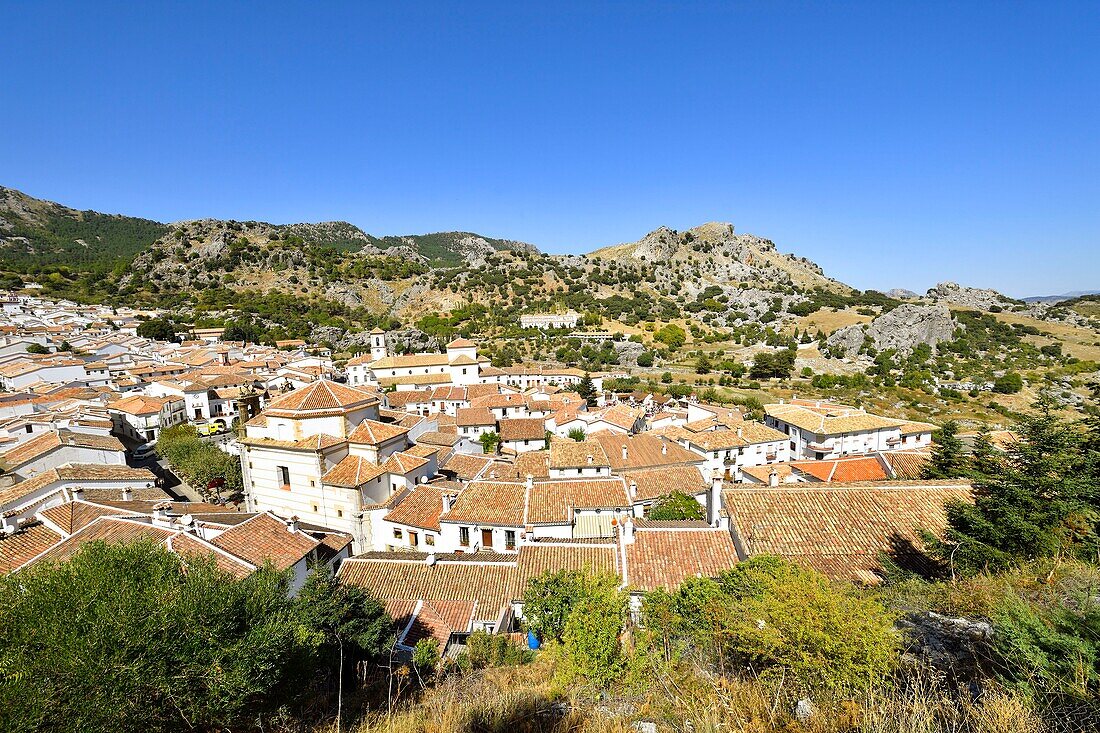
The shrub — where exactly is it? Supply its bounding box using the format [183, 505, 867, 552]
[642, 556, 898, 693]
[647, 491, 705, 521]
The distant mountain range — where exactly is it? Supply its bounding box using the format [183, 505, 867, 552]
[1022, 290, 1100, 304]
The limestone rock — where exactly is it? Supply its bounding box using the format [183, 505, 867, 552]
[827, 304, 955, 357]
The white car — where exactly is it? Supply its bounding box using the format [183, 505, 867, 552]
[133, 443, 157, 461]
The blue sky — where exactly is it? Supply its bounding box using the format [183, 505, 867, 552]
[2, 2, 1097, 297]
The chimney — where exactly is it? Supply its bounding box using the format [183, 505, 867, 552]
[711, 472, 723, 494]
[661, 437, 667, 455]
[621, 516, 635, 544]
[769, 469, 779, 488]
[621, 445, 628, 461]
[629, 480, 637, 499]
[736, 426, 743, 439]
[152, 502, 171, 522]
[442, 493, 454, 513]
[121, 486, 132, 501]
[525, 473, 534, 491]
[286, 515, 300, 534]
[734, 466, 744, 483]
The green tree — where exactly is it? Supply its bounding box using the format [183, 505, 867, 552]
[636, 351, 654, 368]
[294, 569, 392, 731]
[523, 570, 616, 643]
[654, 324, 687, 349]
[25, 342, 49, 354]
[576, 372, 596, 401]
[557, 579, 628, 688]
[648, 491, 705, 521]
[567, 427, 587, 442]
[135, 317, 179, 342]
[922, 420, 970, 478]
[993, 372, 1024, 394]
[478, 430, 500, 454]
[0, 542, 323, 733]
[695, 353, 712, 374]
[935, 398, 1100, 574]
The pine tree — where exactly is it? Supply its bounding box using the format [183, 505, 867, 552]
[935, 397, 1100, 574]
[921, 420, 969, 478]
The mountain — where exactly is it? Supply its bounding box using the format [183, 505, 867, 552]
[1022, 290, 1100, 304]
[589, 222, 849, 295]
[0, 185, 167, 272]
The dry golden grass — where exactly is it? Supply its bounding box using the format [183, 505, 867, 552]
[793, 308, 873, 336]
[333, 652, 1054, 733]
[991, 311, 1100, 362]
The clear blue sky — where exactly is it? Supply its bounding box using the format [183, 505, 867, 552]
[2, 2, 1097, 297]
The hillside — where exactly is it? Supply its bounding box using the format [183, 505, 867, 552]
[0, 185, 167, 272]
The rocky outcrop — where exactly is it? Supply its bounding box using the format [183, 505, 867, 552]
[926, 281, 1015, 310]
[827, 304, 955, 357]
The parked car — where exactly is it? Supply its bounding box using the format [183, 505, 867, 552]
[133, 443, 157, 461]
[197, 419, 227, 437]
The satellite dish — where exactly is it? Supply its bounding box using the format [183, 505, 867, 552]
[180, 514, 194, 526]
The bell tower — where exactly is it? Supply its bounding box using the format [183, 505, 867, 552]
[370, 327, 388, 361]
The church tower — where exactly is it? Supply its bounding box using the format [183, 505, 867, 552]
[370, 327, 388, 361]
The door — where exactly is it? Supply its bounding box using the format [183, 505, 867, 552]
[481, 529, 493, 548]
[409, 531, 418, 547]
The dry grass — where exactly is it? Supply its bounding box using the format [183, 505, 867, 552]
[793, 308, 873, 336]
[332, 652, 1057, 733]
[991, 311, 1100, 362]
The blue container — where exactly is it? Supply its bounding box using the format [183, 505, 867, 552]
[527, 630, 540, 650]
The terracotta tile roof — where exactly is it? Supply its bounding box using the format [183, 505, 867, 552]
[882, 451, 931, 480]
[549, 439, 610, 469]
[322, 454, 387, 488]
[791, 456, 890, 483]
[447, 338, 477, 348]
[383, 389, 432, 408]
[264, 379, 378, 415]
[444, 481, 527, 526]
[370, 353, 450, 369]
[681, 423, 788, 450]
[27, 517, 177, 567]
[239, 433, 345, 452]
[441, 453, 495, 481]
[385, 484, 445, 532]
[722, 482, 974, 584]
[527, 478, 630, 525]
[0, 430, 124, 469]
[0, 463, 154, 510]
[456, 407, 495, 427]
[0, 521, 63, 573]
[510, 451, 550, 479]
[498, 418, 546, 442]
[38, 500, 140, 535]
[209, 512, 320, 571]
[415, 431, 460, 447]
[381, 451, 430, 475]
[594, 433, 701, 472]
[169, 532, 255, 579]
[623, 465, 707, 501]
[348, 419, 409, 446]
[340, 543, 617, 622]
[624, 526, 739, 591]
[764, 402, 911, 435]
[108, 394, 177, 415]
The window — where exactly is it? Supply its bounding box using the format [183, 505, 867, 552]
[25, 425, 32, 434]
[505, 530, 516, 550]
[459, 527, 470, 546]
[393, 528, 403, 539]
[312, 504, 318, 512]
[337, 509, 343, 518]
[277, 466, 290, 490]
[310, 479, 315, 487]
